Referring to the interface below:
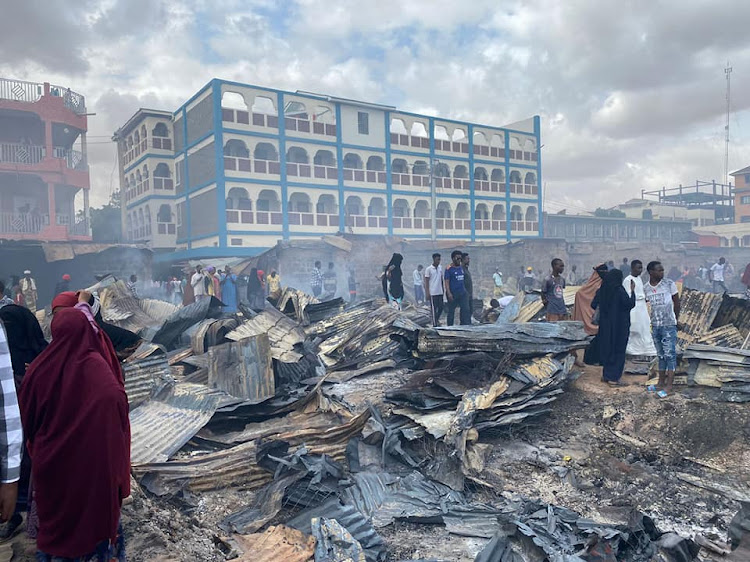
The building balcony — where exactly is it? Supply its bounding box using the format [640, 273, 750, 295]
[0, 78, 86, 115]
[0, 143, 86, 170]
[0, 212, 89, 239]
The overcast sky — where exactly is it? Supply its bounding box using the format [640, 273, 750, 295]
[1, 0, 748, 212]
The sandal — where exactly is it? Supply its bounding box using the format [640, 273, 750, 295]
[607, 380, 628, 387]
[646, 384, 658, 392]
[656, 390, 668, 398]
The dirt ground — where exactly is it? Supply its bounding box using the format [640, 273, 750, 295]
[4, 365, 748, 561]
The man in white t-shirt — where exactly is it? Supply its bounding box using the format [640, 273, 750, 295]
[412, 265, 425, 304]
[423, 253, 444, 327]
[191, 265, 206, 300]
[710, 257, 727, 294]
[645, 261, 681, 394]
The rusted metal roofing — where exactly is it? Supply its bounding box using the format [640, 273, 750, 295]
[123, 352, 173, 407]
[227, 308, 306, 362]
[677, 288, 723, 351]
[207, 336, 275, 402]
[231, 525, 315, 562]
[694, 324, 744, 349]
[713, 293, 750, 341]
[129, 382, 222, 464]
[277, 287, 320, 324]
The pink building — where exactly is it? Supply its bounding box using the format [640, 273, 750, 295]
[0, 78, 91, 241]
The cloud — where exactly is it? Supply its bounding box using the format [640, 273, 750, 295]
[0, 0, 748, 213]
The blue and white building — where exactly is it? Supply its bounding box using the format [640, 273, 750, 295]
[114, 79, 542, 261]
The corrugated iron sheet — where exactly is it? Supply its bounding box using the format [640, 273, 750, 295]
[207, 336, 275, 403]
[129, 382, 222, 464]
[277, 287, 320, 323]
[138, 299, 179, 324]
[231, 525, 315, 562]
[227, 308, 306, 362]
[99, 280, 160, 333]
[693, 324, 744, 349]
[677, 288, 723, 351]
[123, 352, 173, 407]
[713, 293, 750, 341]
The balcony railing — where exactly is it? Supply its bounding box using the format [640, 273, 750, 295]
[52, 147, 87, 170]
[0, 213, 89, 236]
[49, 84, 86, 114]
[0, 79, 86, 114]
[0, 143, 45, 164]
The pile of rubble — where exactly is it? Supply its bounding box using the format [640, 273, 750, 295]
[74, 278, 750, 561]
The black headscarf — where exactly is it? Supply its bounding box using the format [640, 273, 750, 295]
[599, 269, 624, 312]
[247, 268, 262, 295]
[595, 263, 609, 280]
[0, 304, 48, 381]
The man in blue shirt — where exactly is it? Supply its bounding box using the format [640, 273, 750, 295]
[444, 250, 471, 326]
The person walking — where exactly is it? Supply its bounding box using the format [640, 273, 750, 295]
[310, 261, 323, 297]
[542, 258, 568, 321]
[492, 268, 504, 297]
[19, 271, 37, 314]
[220, 266, 239, 312]
[710, 257, 728, 294]
[191, 266, 206, 301]
[592, 269, 636, 386]
[645, 261, 680, 396]
[444, 250, 470, 326]
[623, 260, 657, 356]
[267, 270, 282, 304]
[424, 253, 444, 326]
[412, 265, 425, 304]
[20, 302, 130, 560]
[385, 253, 404, 309]
[619, 257, 630, 275]
[247, 268, 265, 309]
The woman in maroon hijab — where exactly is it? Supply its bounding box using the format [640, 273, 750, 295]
[20, 302, 130, 560]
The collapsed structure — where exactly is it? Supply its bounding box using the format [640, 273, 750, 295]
[66, 279, 749, 561]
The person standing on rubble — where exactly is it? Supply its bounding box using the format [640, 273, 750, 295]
[191, 266, 206, 301]
[542, 259, 568, 321]
[310, 261, 323, 297]
[267, 270, 282, 304]
[424, 253, 444, 326]
[126, 275, 139, 299]
[220, 266, 239, 312]
[322, 262, 337, 300]
[444, 250, 470, 325]
[347, 268, 358, 303]
[385, 253, 405, 309]
[493, 268, 504, 297]
[623, 260, 657, 357]
[412, 265, 425, 304]
[247, 268, 265, 309]
[592, 269, 636, 387]
[645, 261, 680, 396]
[710, 257, 728, 294]
[20, 299, 130, 561]
[462, 253, 474, 318]
[20, 271, 37, 314]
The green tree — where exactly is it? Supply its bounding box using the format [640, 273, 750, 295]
[593, 207, 626, 218]
[90, 191, 122, 243]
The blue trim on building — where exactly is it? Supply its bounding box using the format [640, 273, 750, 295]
[172, 80, 213, 118]
[504, 130, 511, 240]
[181, 106, 191, 250]
[334, 104, 345, 231]
[277, 91, 290, 240]
[124, 152, 175, 174]
[212, 81, 227, 248]
[384, 111, 393, 235]
[534, 115, 543, 237]
[468, 124, 476, 242]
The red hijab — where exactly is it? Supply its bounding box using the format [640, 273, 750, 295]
[20, 308, 131, 558]
[51, 292, 122, 384]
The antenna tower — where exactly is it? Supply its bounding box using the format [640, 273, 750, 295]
[725, 64, 732, 183]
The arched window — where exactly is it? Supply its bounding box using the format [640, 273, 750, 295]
[454, 165, 468, 179]
[452, 128, 466, 141]
[221, 92, 247, 109]
[392, 159, 408, 174]
[414, 200, 430, 218]
[227, 187, 251, 210]
[152, 123, 169, 137]
[475, 204, 489, 220]
[526, 207, 538, 222]
[142, 165, 149, 178]
[343, 153, 363, 169]
[127, 136, 133, 149]
[490, 134, 504, 148]
[473, 131, 488, 145]
[287, 146, 309, 163]
[289, 192, 311, 213]
[314, 149, 335, 166]
[436, 201, 452, 218]
[368, 197, 386, 217]
[140, 125, 147, 140]
[434, 125, 450, 140]
[314, 106, 334, 123]
[366, 156, 384, 171]
[224, 139, 250, 158]
[393, 198, 410, 218]
[257, 189, 280, 212]
[525, 172, 537, 185]
[412, 160, 428, 175]
[154, 163, 171, 177]
[411, 122, 428, 137]
[510, 205, 523, 221]
[136, 170, 142, 185]
[145, 205, 152, 235]
[434, 163, 450, 177]
[254, 142, 278, 161]
[157, 204, 172, 223]
[491, 169, 505, 182]
[134, 130, 140, 144]
[345, 196, 363, 216]
[474, 167, 488, 181]
[316, 194, 337, 215]
[285, 101, 308, 119]
[252, 96, 276, 115]
[492, 204, 506, 220]
[510, 171, 522, 184]
[455, 202, 469, 219]
[390, 119, 407, 134]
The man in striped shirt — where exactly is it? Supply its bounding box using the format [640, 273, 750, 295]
[0, 322, 21, 526]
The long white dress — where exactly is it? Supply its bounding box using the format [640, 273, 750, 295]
[623, 275, 657, 356]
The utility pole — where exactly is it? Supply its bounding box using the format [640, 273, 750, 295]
[725, 64, 732, 184]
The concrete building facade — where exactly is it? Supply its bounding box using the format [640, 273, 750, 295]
[0, 77, 91, 242]
[544, 212, 693, 244]
[114, 79, 542, 260]
[731, 165, 750, 223]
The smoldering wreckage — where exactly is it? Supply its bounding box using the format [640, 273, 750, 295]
[43, 279, 750, 561]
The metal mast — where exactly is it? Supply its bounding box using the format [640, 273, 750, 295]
[725, 64, 732, 183]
